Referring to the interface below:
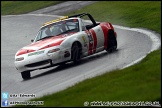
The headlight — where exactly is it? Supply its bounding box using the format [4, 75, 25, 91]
[48, 48, 60, 54]
[15, 57, 24, 61]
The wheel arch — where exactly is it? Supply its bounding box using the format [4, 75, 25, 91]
[71, 40, 83, 62]
[71, 41, 82, 52]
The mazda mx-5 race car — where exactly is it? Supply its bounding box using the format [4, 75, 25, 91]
[15, 13, 117, 80]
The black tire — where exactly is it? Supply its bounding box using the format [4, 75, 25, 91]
[21, 71, 31, 80]
[71, 42, 81, 63]
[106, 30, 117, 53]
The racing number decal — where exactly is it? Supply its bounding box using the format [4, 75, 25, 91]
[89, 29, 97, 54]
[88, 32, 93, 55]
[88, 33, 93, 44]
[85, 30, 97, 55]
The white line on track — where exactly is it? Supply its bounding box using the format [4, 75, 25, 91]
[113, 25, 161, 69]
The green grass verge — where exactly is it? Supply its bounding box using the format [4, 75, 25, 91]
[2, 1, 160, 107]
[67, 1, 161, 34]
[17, 50, 161, 107]
[1, 1, 65, 15]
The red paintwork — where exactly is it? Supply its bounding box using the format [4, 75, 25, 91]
[89, 29, 97, 54]
[39, 39, 63, 50]
[85, 30, 93, 55]
[16, 32, 76, 56]
[16, 49, 35, 56]
[28, 35, 65, 47]
[100, 22, 115, 49]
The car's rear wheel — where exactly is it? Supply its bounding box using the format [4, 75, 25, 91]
[21, 71, 31, 80]
[71, 42, 81, 63]
[106, 30, 117, 53]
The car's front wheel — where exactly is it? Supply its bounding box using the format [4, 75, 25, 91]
[71, 42, 81, 63]
[21, 71, 31, 80]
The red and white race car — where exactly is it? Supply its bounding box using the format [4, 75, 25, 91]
[15, 13, 117, 80]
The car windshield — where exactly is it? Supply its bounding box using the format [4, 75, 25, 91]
[35, 19, 79, 42]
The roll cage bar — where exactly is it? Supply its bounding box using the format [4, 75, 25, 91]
[42, 13, 98, 30]
[69, 13, 97, 27]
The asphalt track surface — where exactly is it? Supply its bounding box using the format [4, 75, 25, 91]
[1, 1, 161, 105]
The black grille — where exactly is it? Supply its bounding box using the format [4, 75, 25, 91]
[25, 60, 51, 67]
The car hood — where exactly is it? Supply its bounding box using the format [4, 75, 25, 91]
[16, 33, 74, 56]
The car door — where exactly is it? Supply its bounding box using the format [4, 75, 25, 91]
[81, 19, 104, 56]
[89, 25, 105, 53]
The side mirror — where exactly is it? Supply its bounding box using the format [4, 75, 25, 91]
[31, 39, 34, 42]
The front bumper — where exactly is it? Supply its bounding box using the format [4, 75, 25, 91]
[15, 47, 71, 72]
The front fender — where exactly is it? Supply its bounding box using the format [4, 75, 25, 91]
[61, 32, 85, 48]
